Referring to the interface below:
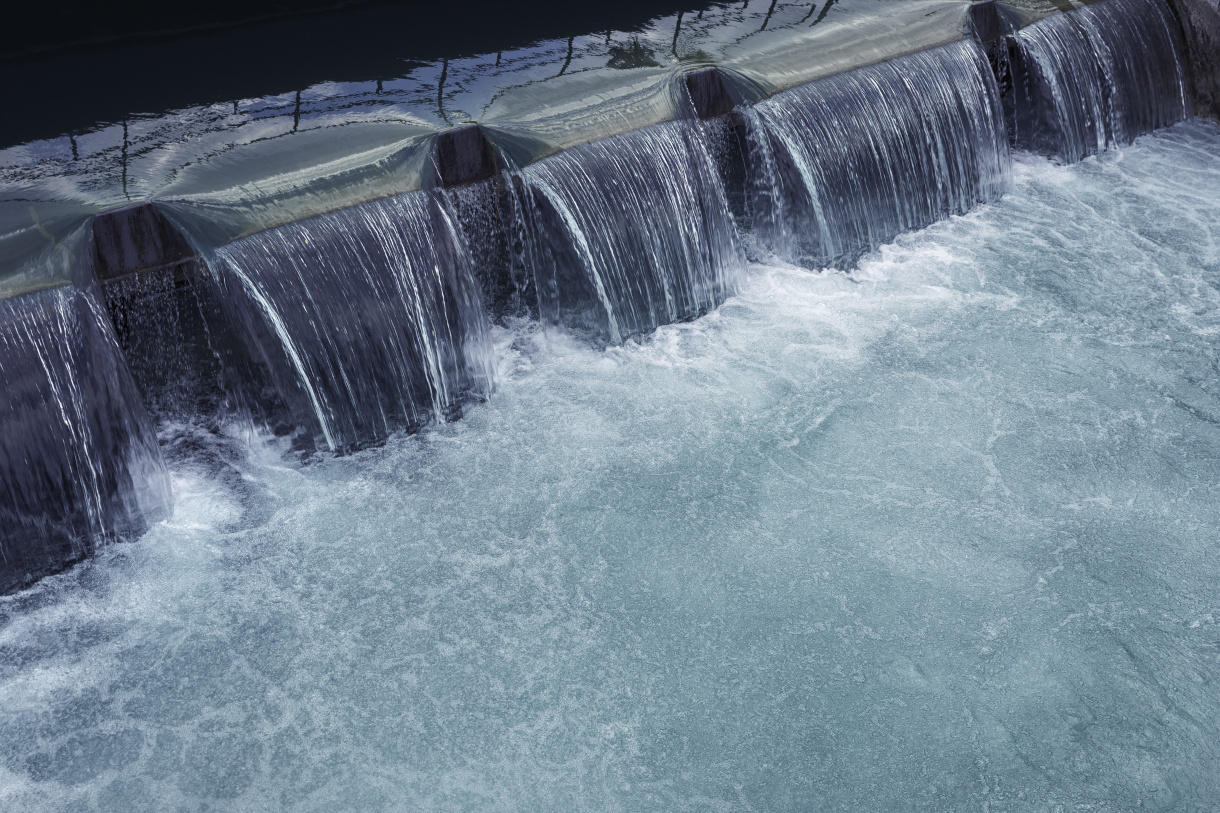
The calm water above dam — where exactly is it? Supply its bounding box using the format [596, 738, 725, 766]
[2, 119, 1218, 811]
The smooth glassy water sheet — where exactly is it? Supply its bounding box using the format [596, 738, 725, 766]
[2, 120, 1220, 811]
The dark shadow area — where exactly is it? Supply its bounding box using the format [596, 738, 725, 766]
[1, 0, 720, 148]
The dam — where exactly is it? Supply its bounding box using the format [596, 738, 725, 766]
[1, 0, 1219, 807]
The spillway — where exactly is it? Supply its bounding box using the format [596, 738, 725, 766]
[213, 192, 494, 453]
[517, 121, 745, 343]
[1, 0, 1219, 804]
[0, 0, 1213, 596]
[742, 39, 1011, 267]
[1006, 0, 1191, 161]
[0, 282, 171, 594]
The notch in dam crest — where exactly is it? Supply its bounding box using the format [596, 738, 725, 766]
[685, 68, 736, 120]
[431, 124, 502, 189]
[91, 203, 200, 284]
[970, 1, 1006, 45]
[681, 66, 768, 120]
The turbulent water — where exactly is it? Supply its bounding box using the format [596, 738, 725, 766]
[1, 121, 1219, 810]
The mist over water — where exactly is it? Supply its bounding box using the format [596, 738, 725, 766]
[2, 121, 1219, 811]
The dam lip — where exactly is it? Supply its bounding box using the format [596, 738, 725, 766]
[1, 0, 1191, 281]
[2, 0, 1029, 266]
[0, 0, 1107, 275]
[180, 36, 999, 249]
[10, 0, 1177, 268]
[0, 278, 73, 302]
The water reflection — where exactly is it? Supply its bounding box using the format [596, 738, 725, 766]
[0, 1, 878, 207]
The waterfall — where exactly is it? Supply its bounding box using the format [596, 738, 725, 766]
[214, 191, 495, 453]
[513, 121, 746, 344]
[441, 179, 536, 324]
[0, 0, 1209, 592]
[0, 284, 172, 594]
[1007, 0, 1190, 162]
[744, 39, 1011, 269]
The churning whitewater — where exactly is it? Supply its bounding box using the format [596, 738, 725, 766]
[1, 120, 1218, 811]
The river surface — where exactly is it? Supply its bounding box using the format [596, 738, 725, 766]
[2, 120, 1219, 812]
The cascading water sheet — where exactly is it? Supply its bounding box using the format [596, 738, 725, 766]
[1007, 0, 1190, 162]
[0, 284, 172, 594]
[745, 39, 1011, 269]
[516, 121, 745, 343]
[215, 192, 495, 453]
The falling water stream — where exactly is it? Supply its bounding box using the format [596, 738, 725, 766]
[214, 192, 495, 453]
[518, 121, 745, 343]
[1007, 0, 1191, 161]
[745, 40, 1011, 267]
[0, 284, 171, 595]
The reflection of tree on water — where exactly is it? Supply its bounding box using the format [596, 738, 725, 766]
[760, 0, 780, 30]
[557, 37, 576, 76]
[803, 0, 839, 25]
[437, 58, 450, 124]
[607, 39, 661, 69]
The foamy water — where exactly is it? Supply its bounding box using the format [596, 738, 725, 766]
[2, 120, 1219, 811]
